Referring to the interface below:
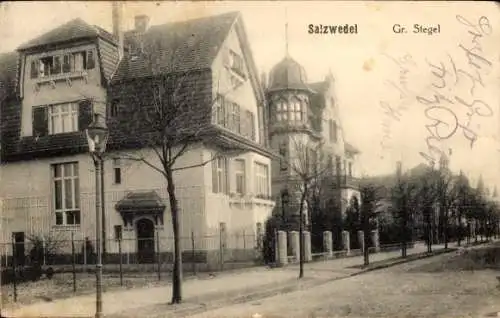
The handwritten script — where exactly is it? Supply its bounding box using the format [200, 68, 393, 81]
[418, 15, 494, 165]
[379, 53, 418, 155]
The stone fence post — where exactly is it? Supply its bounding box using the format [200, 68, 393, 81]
[288, 231, 299, 263]
[371, 229, 380, 252]
[342, 230, 350, 255]
[276, 230, 288, 266]
[323, 231, 333, 258]
[357, 230, 365, 253]
[303, 231, 312, 262]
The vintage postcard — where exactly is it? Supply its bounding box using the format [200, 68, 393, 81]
[0, 1, 499, 317]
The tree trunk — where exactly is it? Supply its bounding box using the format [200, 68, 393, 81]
[443, 210, 448, 249]
[363, 210, 369, 266]
[298, 186, 307, 279]
[426, 211, 432, 253]
[166, 167, 182, 304]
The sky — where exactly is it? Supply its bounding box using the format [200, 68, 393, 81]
[0, 1, 499, 189]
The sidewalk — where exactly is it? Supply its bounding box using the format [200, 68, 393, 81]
[0, 242, 452, 318]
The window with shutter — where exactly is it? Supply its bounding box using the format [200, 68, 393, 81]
[78, 99, 93, 131]
[30, 60, 38, 79]
[86, 50, 95, 70]
[52, 56, 61, 75]
[32, 106, 48, 137]
[63, 54, 71, 73]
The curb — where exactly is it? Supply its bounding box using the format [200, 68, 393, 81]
[350, 248, 458, 276]
[113, 248, 460, 318]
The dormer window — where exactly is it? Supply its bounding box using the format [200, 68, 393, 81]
[30, 49, 95, 79]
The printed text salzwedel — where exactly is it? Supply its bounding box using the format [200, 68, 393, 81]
[308, 24, 359, 35]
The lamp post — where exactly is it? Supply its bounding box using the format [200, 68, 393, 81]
[85, 113, 109, 318]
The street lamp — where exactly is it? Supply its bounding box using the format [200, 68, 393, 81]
[85, 113, 109, 318]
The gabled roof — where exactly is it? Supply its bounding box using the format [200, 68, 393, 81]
[115, 191, 166, 212]
[345, 142, 360, 154]
[17, 18, 116, 51]
[112, 11, 240, 83]
[308, 81, 328, 94]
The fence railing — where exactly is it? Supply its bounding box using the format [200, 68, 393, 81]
[0, 232, 264, 270]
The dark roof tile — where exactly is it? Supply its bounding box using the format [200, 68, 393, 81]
[112, 11, 239, 82]
[308, 81, 328, 94]
[0, 52, 19, 99]
[18, 18, 115, 51]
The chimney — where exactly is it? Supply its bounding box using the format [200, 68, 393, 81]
[135, 14, 150, 33]
[112, 2, 124, 61]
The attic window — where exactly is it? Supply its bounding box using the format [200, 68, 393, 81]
[39, 57, 53, 78]
[31, 49, 95, 79]
[227, 50, 245, 78]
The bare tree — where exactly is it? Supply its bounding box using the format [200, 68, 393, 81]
[110, 39, 244, 303]
[416, 168, 438, 253]
[391, 169, 419, 258]
[282, 135, 329, 278]
[360, 184, 378, 266]
[435, 164, 458, 249]
[453, 171, 470, 246]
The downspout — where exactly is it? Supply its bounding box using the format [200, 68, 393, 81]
[101, 159, 106, 259]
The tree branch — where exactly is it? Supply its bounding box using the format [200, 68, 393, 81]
[117, 153, 167, 178]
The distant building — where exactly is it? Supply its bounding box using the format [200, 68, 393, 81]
[0, 9, 275, 266]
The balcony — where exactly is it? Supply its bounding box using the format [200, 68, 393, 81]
[35, 71, 89, 90]
[321, 174, 361, 190]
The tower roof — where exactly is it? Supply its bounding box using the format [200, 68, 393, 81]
[267, 56, 314, 93]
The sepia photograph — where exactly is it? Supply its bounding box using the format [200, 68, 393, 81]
[0, 1, 499, 317]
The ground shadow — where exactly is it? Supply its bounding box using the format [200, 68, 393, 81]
[410, 243, 500, 273]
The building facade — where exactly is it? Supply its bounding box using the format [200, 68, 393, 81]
[0, 10, 275, 266]
[263, 55, 361, 228]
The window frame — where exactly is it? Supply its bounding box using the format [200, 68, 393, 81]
[212, 156, 228, 194]
[52, 162, 81, 226]
[254, 162, 269, 197]
[228, 49, 245, 78]
[234, 159, 246, 195]
[31, 49, 95, 80]
[48, 102, 79, 135]
[113, 158, 122, 185]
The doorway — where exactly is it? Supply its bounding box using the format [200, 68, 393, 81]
[13, 232, 25, 266]
[136, 218, 155, 264]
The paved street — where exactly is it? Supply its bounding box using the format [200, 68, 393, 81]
[2, 243, 437, 318]
[190, 243, 500, 318]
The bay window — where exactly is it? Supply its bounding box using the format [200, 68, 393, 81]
[254, 162, 269, 197]
[212, 157, 228, 193]
[275, 99, 304, 122]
